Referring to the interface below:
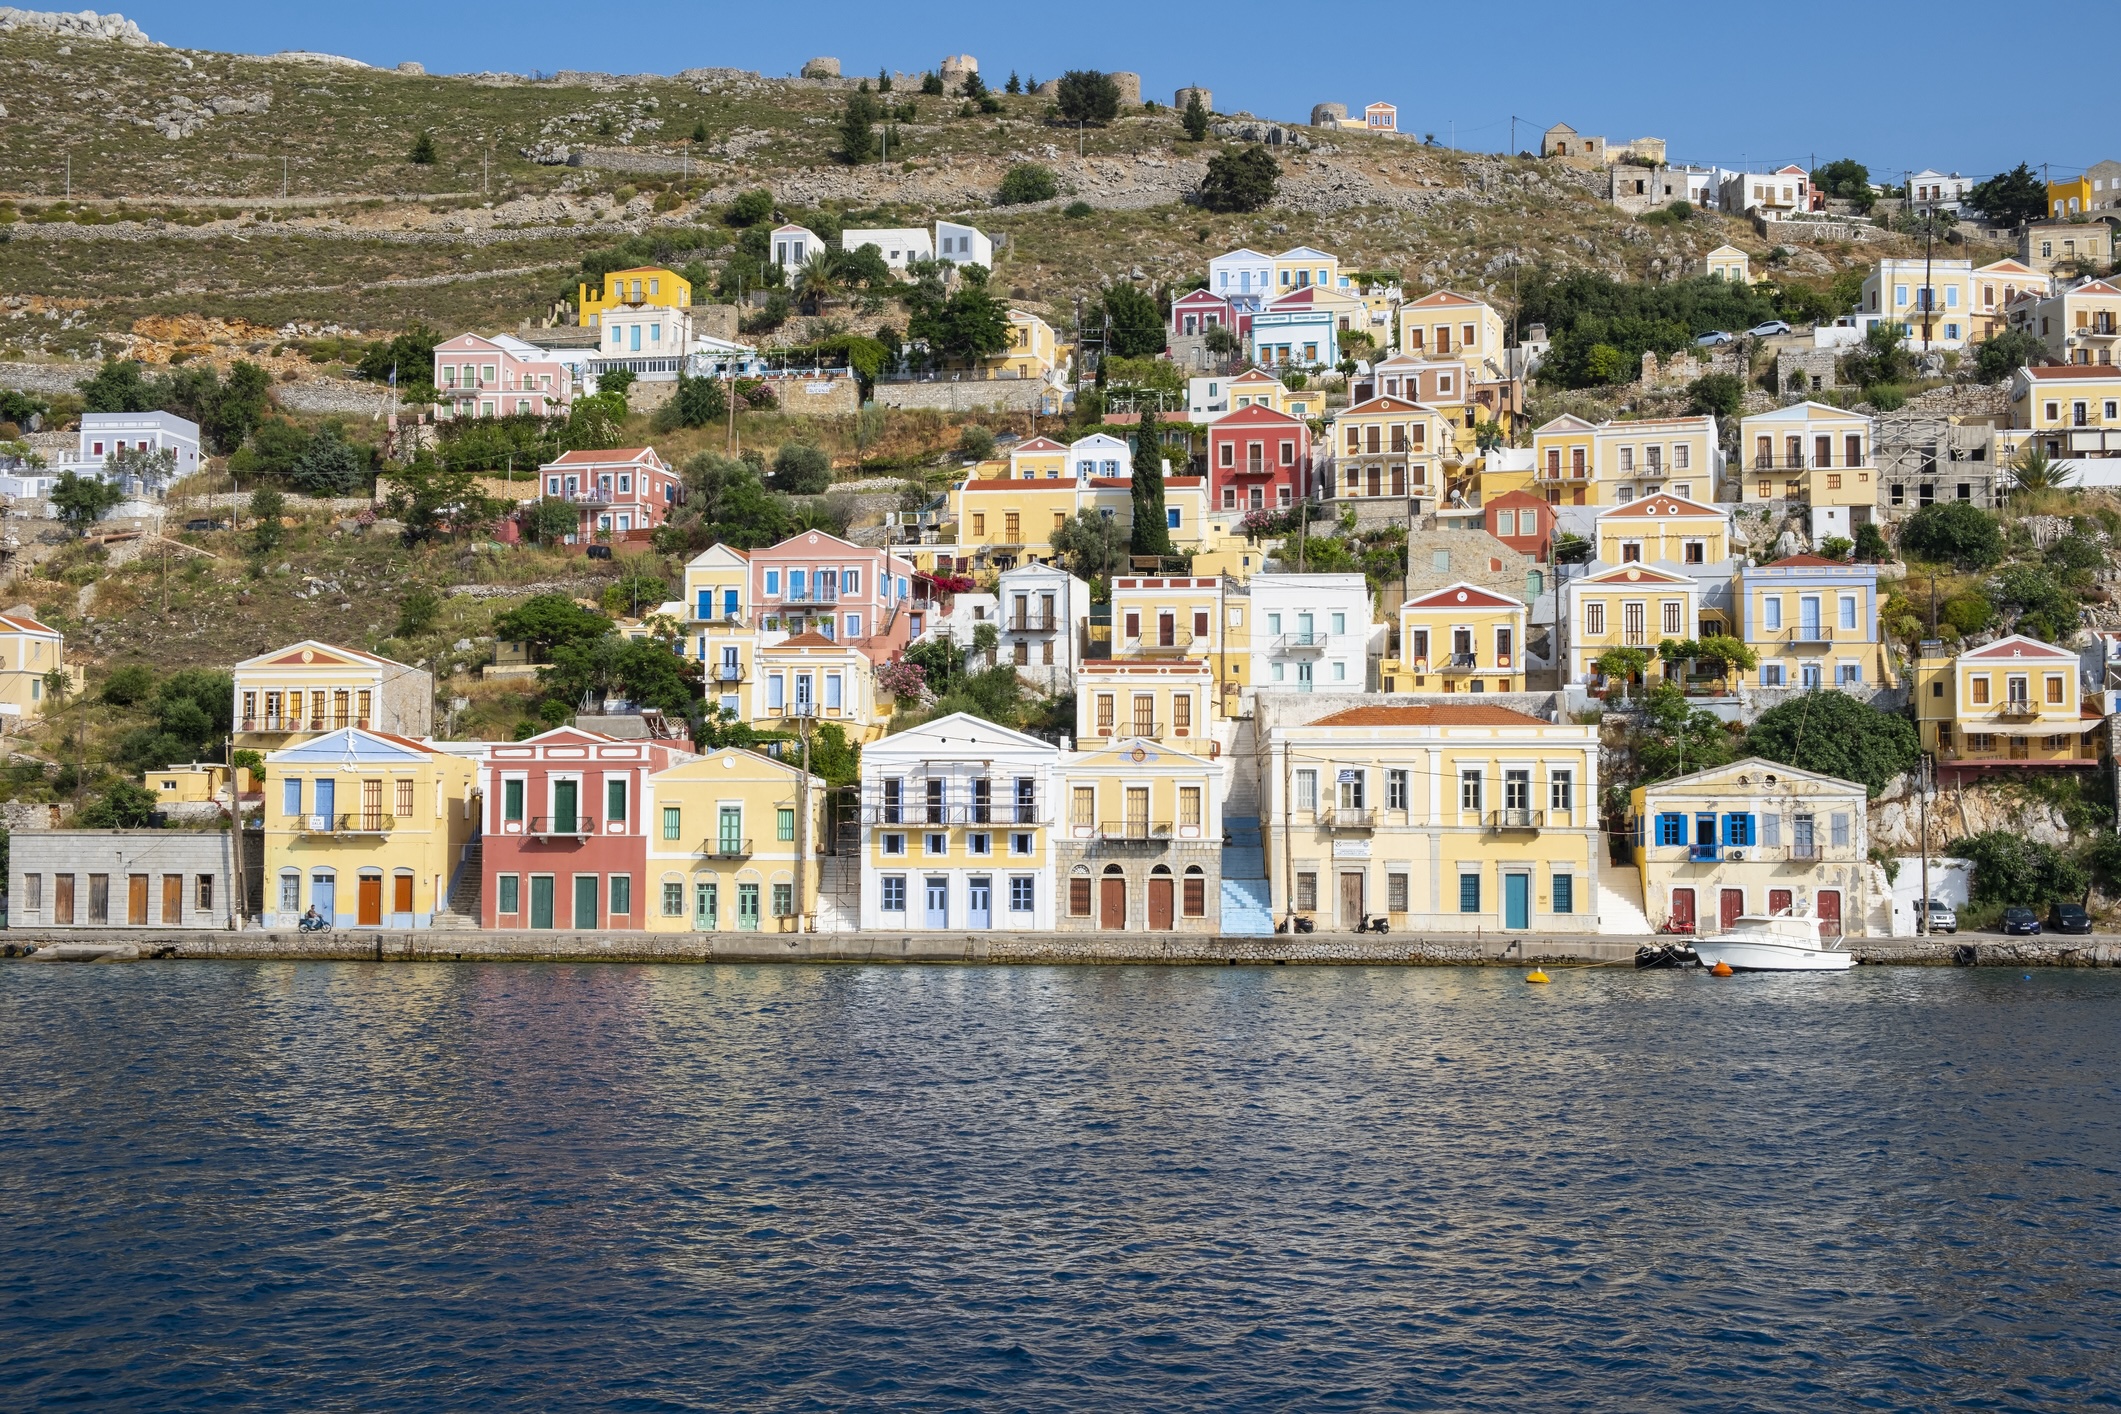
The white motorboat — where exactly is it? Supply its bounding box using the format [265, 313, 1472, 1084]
[1691, 913, 1856, 972]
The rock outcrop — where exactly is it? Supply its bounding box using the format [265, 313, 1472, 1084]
[0, 6, 152, 45]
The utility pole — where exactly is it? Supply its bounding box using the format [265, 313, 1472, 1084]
[797, 713, 813, 933]
[282, 155, 288, 199]
[1917, 753, 1932, 935]
[1922, 223, 1935, 353]
[65, 151, 70, 200]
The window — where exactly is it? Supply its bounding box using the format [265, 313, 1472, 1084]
[773, 883, 793, 917]
[1012, 831, 1034, 855]
[1763, 597, 1782, 631]
[1553, 874, 1574, 914]
[1295, 769, 1318, 811]
[610, 875, 632, 916]
[1069, 873, 1093, 916]
[1655, 812, 1687, 846]
[1663, 600, 1683, 636]
[925, 832, 948, 855]
[606, 778, 627, 824]
[882, 875, 907, 912]
[1010, 876, 1036, 912]
[882, 833, 906, 856]
[662, 805, 682, 841]
[968, 833, 992, 856]
[498, 874, 521, 914]
[1180, 786, 1202, 830]
[1183, 869, 1206, 917]
[1386, 873, 1409, 912]
[1460, 770, 1482, 812]
[2046, 674, 2065, 705]
[1723, 813, 1755, 847]
[662, 881, 684, 917]
[1585, 602, 1605, 636]
[1296, 872, 1318, 912]
[1550, 770, 1573, 813]
[1387, 769, 1409, 811]
[1830, 813, 1850, 849]
[776, 806, 795, 842]
[283, 778, 303, 819]
[1459, 873, 1480, 913]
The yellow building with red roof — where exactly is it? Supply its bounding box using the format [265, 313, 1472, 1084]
[0, 610, 78, 729]
[233, 640, 434, 751]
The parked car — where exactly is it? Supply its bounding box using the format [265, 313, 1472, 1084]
[1925, 899, 1958, 934]
[2047, 903, 2093, 935]
[1696, 331, 1735, 347]
[1747, 320, 1793, 337]
[2001, 907, 2042, 936]
[585, 544, 614, 560]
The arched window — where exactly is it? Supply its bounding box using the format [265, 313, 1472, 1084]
[1183, 865, 1207, 918]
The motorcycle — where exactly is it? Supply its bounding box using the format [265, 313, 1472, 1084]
[1358, 914, 1390, 935]
[1276, 915, 1317, 934]
[298, 914, 332, 934]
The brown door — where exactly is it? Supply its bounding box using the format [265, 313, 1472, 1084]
[1147, 874, 1175, 930]
[1720, 888, 1746, 930]
[54, 874, 74, 925]
[162, 874, 184, 925]
[128, 874, 149, 926]
[394, 874, 415, 915]
[1817, 890, 1842, 937]
[1099, 874, 1127, 929]
[1768, 888, 1793, 917]
[1340, 871, 1365, 929]
[358, 875, 384, 926]
[1669, 887, 1696, 933]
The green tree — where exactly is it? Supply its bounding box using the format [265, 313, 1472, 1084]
[1810, 158, 1875, 211]
[50, 470, 123, 534]
[1961, 830, 2086, 908]
[793, 250, 843, 312]
[1004, 72, 1021, 96]
[382, 456, 507, 543]
[78, 779, 161, 829]
[524, 496, 582, 545]
[1686, 371, 1745, 419]
[1687, 635, 1758, 688]
[1967, 163, 2045, 226]
[1633, 682, 1741, 784]
[1054, 70, 1121, 124]
[290, 425, 368, 496]
[682, 452, 797, 550]
[1593, 645, 1652, 700]
[595, 366, 637, 401]
[836, 89, 879, 164]
[1843, 317, 1915, 388]
[1941, 590, 1992, 635]
[248, 484, 285, 554]
[208, 360, 273, 451]
[493, 593, 611, 655]
[1181, 90, 1209, 142]
[908, 265, 1011, 364]
[769, 442, 833, 495]
[727, 189, 774, 226]
[958, 424, 996, 460]
[408, 130, 437, 164]
[1129, 405, 1173, 559]
[1898, 500, 2003, 569]
[1102, 282, 1165, 359]
[1974, 329, 2045, 383]
[354, 325, 442, 384]
[1198, 144, 1278, 213]
[1554, 532, 1593, 564]
[77, 359, 159, 413]
[1584, 343, 1630, 383]
[101, 663, 156, 706]
[1991, 563, 2080, 640]
[2010, 443, 2075, 496]
[1853, 522, 1889, 563]
[396, 588, 442, 638]
[230, 418, 311, 481]
[1746, 691, 1919, 797]
[1516, 270, 1780, 389]
[659, 370, 729, 430]
[1051, 507, 1128, 582]
[997, 163, 1058, 204]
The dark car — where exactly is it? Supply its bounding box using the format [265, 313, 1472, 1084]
[2048, 903, 2093, 935]
[2001, 907, 2042, 936]
[585, 544, 614, 560]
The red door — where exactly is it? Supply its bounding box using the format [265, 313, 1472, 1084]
[1719, 888, 1746, 930]
[1669, 888, 1696, 933]
[1769, 889, 1793, 917]
[1099, 875, 1127, 929]
[1817, 890, 1842, 937]
[1147, 875, 1174, 930]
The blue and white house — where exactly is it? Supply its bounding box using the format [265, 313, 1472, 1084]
[1068, 432, 1132, 480]
[1249, 288, 1340, 369]
[51, 410, 201, 493]
[1208, 247, 1275, 312]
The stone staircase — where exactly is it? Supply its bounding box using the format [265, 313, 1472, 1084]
[812, 819, 861, 932]
[1219, 815, 1275, 935]
[1596, 868, 1653, 937]
[432, 839, 483, 929]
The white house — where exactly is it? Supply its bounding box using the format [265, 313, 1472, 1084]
[770, 224, 823, 278]
[858, 713, 1060, 931]
[997, 561, 1092, 692]
[1209, 247, 1275, 309]
[1188, 375, 1235, 423]
[841, 226, 933, 270]
[59, 410, 202, 489]
[934, 220, 993, 268]
[1249, 573, 1377, 695]
[1716, 165, 1810, 216]
[686, 334, 764, 379]
[593, 304, 696, 380]
[1068, 432, 1132, 481]
[1250, 289, 1340, 369]
[1907, 169, 1974, 215]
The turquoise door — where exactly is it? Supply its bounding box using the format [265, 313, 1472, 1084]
[737, 883, 761, 930]
[1505, 873, 1530, 930]
[695, 879, 717, 930]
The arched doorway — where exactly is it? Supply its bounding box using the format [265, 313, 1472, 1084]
[1099, 864, 1127, 929]
[1147, 865, 1175, 930]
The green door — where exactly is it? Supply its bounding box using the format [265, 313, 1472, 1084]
[737, 882, 761, 930]
[529, 875, 554, 929]
[574, 874, 599, 929]
[554, 779, 578, 833]
[695, 879, 718, 930]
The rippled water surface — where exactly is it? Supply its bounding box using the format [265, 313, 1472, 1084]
[3, 963, 2119, 1411]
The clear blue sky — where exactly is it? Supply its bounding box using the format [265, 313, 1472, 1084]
[118, 0, 2096, 182]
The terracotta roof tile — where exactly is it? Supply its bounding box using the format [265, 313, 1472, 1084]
[1309, 704, 1551, 728]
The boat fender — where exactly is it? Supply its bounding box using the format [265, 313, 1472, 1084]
[1710, 961, 1734, 976]
[1525, 969, 1550, 984]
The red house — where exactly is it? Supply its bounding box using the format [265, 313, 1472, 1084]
[1170, 288, 1242, 340]
[536, 447, 684, 542]
[1207, 404, 1311, 512]
[1483, 489, 1556, 560]
[482, 727, 696, 930]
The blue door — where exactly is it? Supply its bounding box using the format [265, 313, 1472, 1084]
[924, 877, 949, 928]
[968, 877, 992, 929]
[1505, 873, 1530, 931]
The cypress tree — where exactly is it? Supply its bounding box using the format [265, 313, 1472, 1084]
[1129, 403, 1172, 559]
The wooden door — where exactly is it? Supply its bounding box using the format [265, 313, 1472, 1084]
[530, 875, 554, 929]
[1719, 888, 1745, 930]
[1669, 887, 1696, 933]
[54, 873, 74, 925]
[161, 874, 183, 925]
[1339, 871, 1365, 929]
[1817, 889, 1842, 936]
[394, 874, 414, 915]
[358, 875, 383, 926]
[128, 874, 148, 926]
[1147, 875, 1174, 930]
[1768, 888, 1793, 917]
[1099, 875, 1127, 929]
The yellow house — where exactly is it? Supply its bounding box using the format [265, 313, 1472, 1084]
[642, 747, 827, 933]
[1913, 634, 2101, 772]
[1632, 758, 1872, 936]
[1381, 582, 1527, 694]
[0, 611, 76, 728]
[1699, 245, 1752, 283]
[1078, 660, 1219, 751]
[754, 633, 888, 744]
[1737, 402, 1877, 541]
[1565, 563, 1701, 686]
[2010, 277, 2121, 365]
[1971, 258, 2050, 339]
[1113, 574, 1224, 662]
[982, 309, 1062, 381]
[1398, 290, 1509, 378]
[1593, 416, 1719, 503]
[1327, 395, 1452, 504]
[234, 640, 433, 751]
[1264, 704, 1600, 933]
[579, 266, 692, 328]
[1004, 435, 1071, 480]
[2005, 364, 2121, 461]
[1593, 492, 1730, 568]
[1190, 522, 1268, 582]
[2049, 173, 2094, 221]
[1271, 245, 1342, 295]
[682, 543, 753, 628]
[1531, 413, 1600, 505]
[1219, 367, 1318, 418]
[1053, 735, 1225, 932]
[955, 475, 1083, 567]
[262, 727, 478, 928]
[150, 762, 234, 807]
[1736, 554, 1890, 692]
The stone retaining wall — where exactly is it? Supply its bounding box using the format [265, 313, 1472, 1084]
[874, 379, 1054, 414]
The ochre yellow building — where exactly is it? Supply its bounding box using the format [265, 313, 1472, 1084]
[579, 266, 692, 328]
[234, 640, 433, 751]
[1913, 634, 2101, 772]
[642, 747, 828, 932]
[1382, 582, 1527, 694]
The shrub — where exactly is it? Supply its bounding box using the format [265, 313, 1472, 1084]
[1686, 372, 1745, 420]
[408, 131, 436, 165]
[996, 163, 1058, 205]
[1062, 200, 1093, 219]
[1975, 329, 2046, 383]
[1745, 691, 1919, 798]
[1197, 145, 1278, 213]
[957, 424, 996, 461]
[1853, 522, 1889, 563]
[1898, 501, 2002, 570]
[769, 442, 832, 495]
[101, 663, 156, 706]
[727, 189, 773, 226]
[1962, 830, 2086, 909]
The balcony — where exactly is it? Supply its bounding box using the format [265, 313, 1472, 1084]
[1687, 843, 1719, 862]
[704, 837, 753, 858]
[527, 815, 598, 838]
[1996, 699, 2038, 720]
[1326, 806, 1376, 831]
[1129, 629, 1197, 656]
[1009, 614, 1056, 632]
[300, 813, 397, 835]
[1488, 808, 1542, 831]
[1439, 652, 1479, 675]
[1789, 624, 1834, 644]
[769, 586, 842, 607]
[1097, 820, 1173, 844]
[1275, 631, 1327, 655]
[241, 716, 371, 733]
[1788, 843, 1820, 861]
[1622, 630, 1651, 647]
[1534, 465, 1590, 482]
[713, 662, 746, 683]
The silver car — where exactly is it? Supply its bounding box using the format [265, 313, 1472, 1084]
[1926, 900, 1958, 934]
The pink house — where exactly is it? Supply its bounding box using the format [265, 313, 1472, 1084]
[433, 334, 572, 420]
[1170, 289, 1241, 340]
[536, 447, 683, 540]
[751, 530, 924, 661]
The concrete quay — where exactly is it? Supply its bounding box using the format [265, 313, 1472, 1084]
[7, 927, 2121, 967]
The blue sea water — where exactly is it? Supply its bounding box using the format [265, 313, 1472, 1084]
[2, 962, 2118, 1411]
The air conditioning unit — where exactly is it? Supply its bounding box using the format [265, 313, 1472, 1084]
[1725, 849, 1746, 862]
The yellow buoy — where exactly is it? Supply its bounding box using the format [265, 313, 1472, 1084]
[1710, 961, 1734, 977]
[1525, 969, 1551, 984]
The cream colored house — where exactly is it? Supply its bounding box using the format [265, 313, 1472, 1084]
[2004, 364, 2121, 462]
[1698, 245, 1751, 283]
[2010, 278, 2121, 366]
[1381, 582, 1527, 694]
[233, 640, 433, 751]
[1077, 659, 1219, 751]
[1913, 634, 2101, 772]
[0, 611, 76, 729]
[1738, 402, 1877, 541]
[1398, 290, 1509, 379]
[643, 748, 828, 933]
[1053, 736, 1224, 932]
